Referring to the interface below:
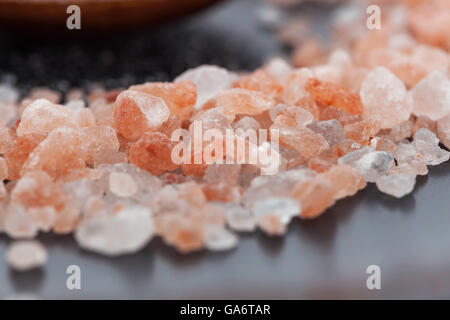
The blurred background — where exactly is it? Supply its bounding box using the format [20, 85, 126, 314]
[1, 0, 450, 299]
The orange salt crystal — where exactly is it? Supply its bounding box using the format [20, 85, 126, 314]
[281, 68, 313, 105]
[129, 81, 196, 120]
[0, 122, 14, 155]
[113, 90, 170, 141]
[0, 157, 7, 181]
[159, 115, 182, 138]
[232, 70, 283, 97]
[320, 106, 361, 126]
[5, 133, 45, 180]
[53, 206, 80, 234]
[257, 214, 286, 236]
[291, 176, 336, 219]
[295, 96, 320, 120]
[11, 171, 66, 211]
[21, 127, 87, 180]
[82, 126, 120, 166]
[305, 78, 364, 115]
[128, 131, 179, 176]
[320, 164, 366, 200]
[74, 108, 96, 127]
[344, 120, 380, 145]
[202, 88, 275, 121]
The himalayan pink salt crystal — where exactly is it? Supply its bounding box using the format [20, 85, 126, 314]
[257, 214, 286, 236]
[194, 108, 232, 132]
[370, 137, 397, 156]
[338, 146, 372, 166]
[53, 205, 80, 234]
[376, 172, 416, 198]
[4, 133, 45, 180]
[129, 81, 196, 120]
[0, 157, 7, 181]
[305, 78, 364, 115]
[202, 88, 275, 121]
[411, 71, 450, 121]
[0, 122, 14, 155]
[4, 204, 38, 238]
[159, 115, 182, 138]
[391, 161, 428, 177]
[295, 96, 320, 120]
[252, 197, 300, 226]
[306, 119, 345, 147]
[321, 164, 366, 200]
[203, 164, 242, 202]
[59, 167, 103, 184]
[269, 104, 314, 127]
[27, 206, 56, 232]
[82, 126, 120, 165]
[351, 151, 394, 183]
[28, 87, 61, 103]
[75, 205, 154, 256]
[93, 149, 127, 168]
[281, 68, 313, 104]
[113, 90, 170, 141]
[175, 65, 236, 110]
[291, 176, 336, 219]
[0, 181, 7, 204]
[233, 70, 282, 97]
[11, 171, 67, 211]
[17, 99, 79, 136]
[109, 172, 138, 198]
[383, 119, 414, 142]
[320, 106, 361, 126]
[413, 116, 436, 135]
[128, 131, 179, 176]
[293, 39, 327, 67]
[272, 123, 329, 159]
[91, 98, 114, 127]
[226, 204, 256, 232]
[6, 241, 47, 271]
[264, 57, 292, 84]
[360, 67, 412, 129]
[344, 119, 380, 145]
[394, 143, 421, 164]
[0, 102, 18, 126]
[233, 116, 261, 132]
[204, 225, 238, 251]
[74, 108, 96, 128]
[66, 88, 84, 101]
[437, 114, 450, 149]
[414, 128, 450, 165]
[21, 127, 87, 180]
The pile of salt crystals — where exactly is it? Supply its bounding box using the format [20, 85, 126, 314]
[1, 0, 450, 270]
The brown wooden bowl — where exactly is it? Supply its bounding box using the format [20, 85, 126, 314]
[0, 0, 223, 33]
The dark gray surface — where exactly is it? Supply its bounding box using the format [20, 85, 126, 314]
[1, 0, 450, 299]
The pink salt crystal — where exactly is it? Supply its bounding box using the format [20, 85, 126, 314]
[175, 65, 236, 110]
[264, 57, 292, 84]
[28, 87, 61, 104]
[53, 206, 80, 234]
[21, 127, 87, 180]
[159, 115, 182, 138]
[269, 104, 314, 127]
[257, 214, 286, 236]
[306, 119, 346, 147]
[74, 108, 96, 127]
[376, 172, 416, 198]
[437, 114, 450, 149]
[344, 119, 380, 145]
[411, 71, 450, 121]
[291, 175, 336, 219]
[204, 225, 238, 251]
[109, 172, 138, 198]
[93, 149, 127, 168]
[370, 137, 397, 156]
[128, 131, 179, 176]
[271, 123, 329, 159]
[0, 122, 14, 155]
[75, 205, 154, 256]
[383, 119, 413, 142]
[17, 99, 79, 137]
[6, 241, 47, 271]
[233, 116, 261, 131]
[66, 88, 84, 101]
[4, 204, 38, 239]
[91, 98, 114, 127]
[113, 90, 170, 141]
[360, 67, 411, 129]
[11, 171, 66, 211]
[321, 164, 366, 200]
[82, 126, 120, 165]
[281, 68, 313, 104]
[5, 133, 45, 180]
[226, 204, 256, 232]
[27, 206, 56, 232]
[0, 157, 7, 181]
[129, 81, 196, 120]
[320, 106, 361, 126]
[233, 70, 283, 97]
[0, 102, 18, 125]
[202, 88, 275, 121]
[414, 128, 450, 165]
[413, 116, 437, 135]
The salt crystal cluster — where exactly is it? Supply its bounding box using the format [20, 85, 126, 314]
[1, 0, 450, 266]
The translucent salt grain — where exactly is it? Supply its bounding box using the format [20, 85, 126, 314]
[352, 151, 394, 183]
[376, 172, 416, 198]
[27, 206, 56, 232]
[411, 71, 450, 121]
[109, 172, 138, 197]
[437, 115, 450, 149]
[4, 204, 38, 239]
[307, 119, 346, 147]
[226, 204, 256, 232]
[175, 65, 237, 110]
[17, 99, 79, 136]
[0, 157, 7, 181]
[6, 241, 47, 271]
[252, 197, 301, 225]
[75, 205, 154, 256]
[204, 225, 238, 251]
[360, 67, 411, 129]
[413, 128, 450, 165]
